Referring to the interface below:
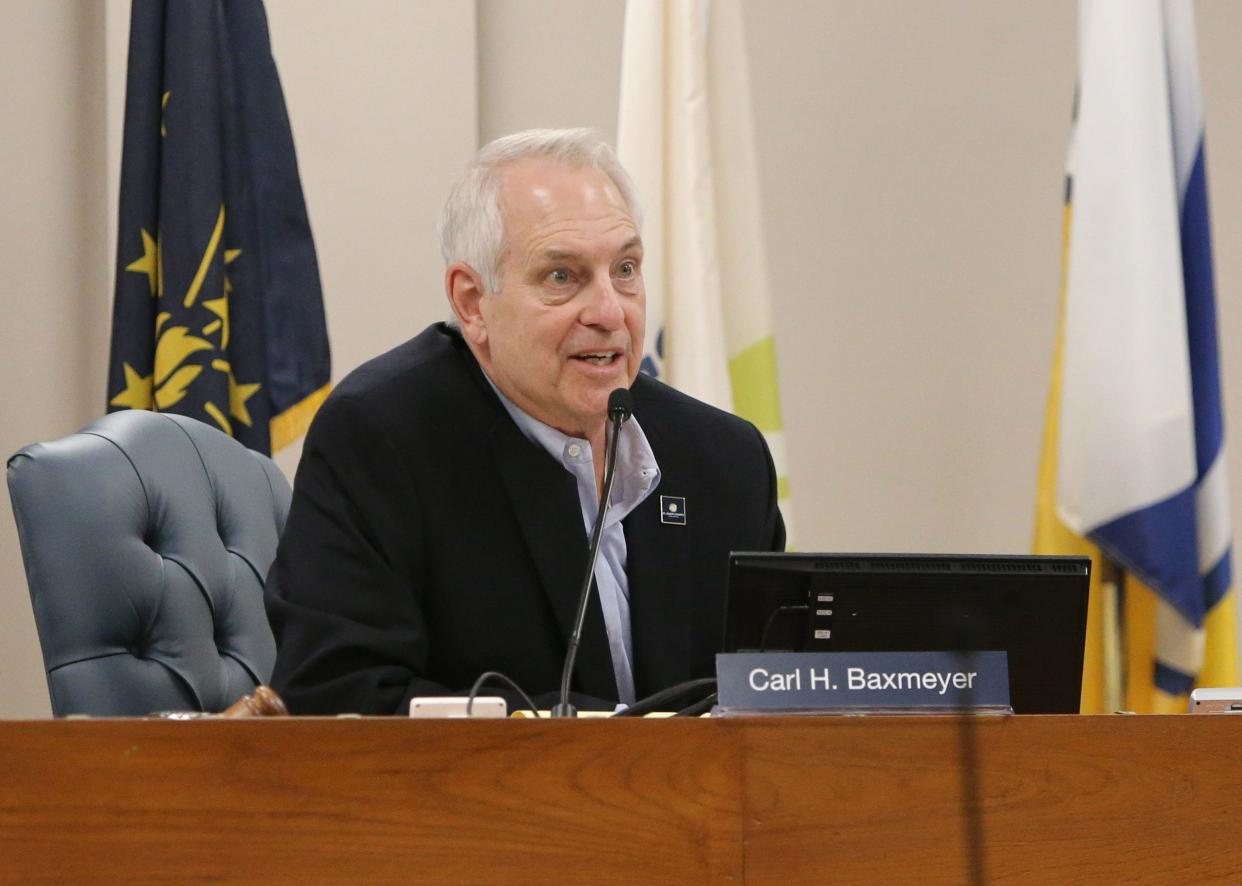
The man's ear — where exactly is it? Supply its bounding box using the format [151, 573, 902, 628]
[445, 262, 489, 346]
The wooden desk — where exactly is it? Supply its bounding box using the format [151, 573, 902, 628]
[1, 715, 1240, 883]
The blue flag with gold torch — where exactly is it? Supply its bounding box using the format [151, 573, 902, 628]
[107, 0, 330, 455]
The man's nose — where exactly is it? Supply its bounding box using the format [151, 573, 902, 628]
[580, 275, 626, 330]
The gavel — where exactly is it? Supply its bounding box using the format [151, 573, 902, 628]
[218, 685, 290, 717]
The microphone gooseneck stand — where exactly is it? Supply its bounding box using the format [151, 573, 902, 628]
[552, 388, 632, 718]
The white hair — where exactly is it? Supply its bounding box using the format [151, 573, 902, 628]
[438, 128, 642, 294]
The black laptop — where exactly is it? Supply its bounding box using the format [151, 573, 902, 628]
[723, 553, 1091, 714]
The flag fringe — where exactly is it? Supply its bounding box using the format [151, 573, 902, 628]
[270, 383, 330, 452]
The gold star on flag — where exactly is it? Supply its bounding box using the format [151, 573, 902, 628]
[109, 362, 153, 409]
[229, 375, 262, 427]
[126, 229, 161, 296]
[211, 358, 261, 427]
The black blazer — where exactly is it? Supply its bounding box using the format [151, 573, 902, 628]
[265, 323, 785, 714]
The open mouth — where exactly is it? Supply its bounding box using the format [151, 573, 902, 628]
[572, 352, 621, 366]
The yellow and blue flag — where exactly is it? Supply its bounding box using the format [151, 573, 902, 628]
[107, 0, 330, 455]
[1035, 0, 1236, 713]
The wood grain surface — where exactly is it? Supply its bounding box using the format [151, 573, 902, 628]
[740, 715, 1242, 885]
[1, 716, 1240, 883]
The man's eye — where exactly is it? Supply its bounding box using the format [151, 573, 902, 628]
[547, 269, 571, 285]
[617, 260, 636, 277]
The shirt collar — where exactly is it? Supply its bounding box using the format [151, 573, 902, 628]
[483, 373, 660, 514]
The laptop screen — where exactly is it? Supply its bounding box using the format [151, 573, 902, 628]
[723, 553, 1091, 714]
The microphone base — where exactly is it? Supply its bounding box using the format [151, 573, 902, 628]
[550, 702, 578, 719]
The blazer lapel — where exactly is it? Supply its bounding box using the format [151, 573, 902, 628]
[490, 419, 618, 702]
[624, 470, 694, 698]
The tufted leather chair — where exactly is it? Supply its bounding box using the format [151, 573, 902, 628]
[7, 410, 291, 716]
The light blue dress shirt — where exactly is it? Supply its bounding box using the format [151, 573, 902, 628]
[486, 379, 660, 705]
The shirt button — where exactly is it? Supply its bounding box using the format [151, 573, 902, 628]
[567, 443, 582, 458]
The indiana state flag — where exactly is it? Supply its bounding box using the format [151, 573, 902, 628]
[1035, 0, 1236, 713]
[107, 0, 330, 455]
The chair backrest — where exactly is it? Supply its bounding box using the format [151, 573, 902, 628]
[7, 411, 291, 716]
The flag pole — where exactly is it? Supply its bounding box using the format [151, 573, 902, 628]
[1099, 557, 1123, 711]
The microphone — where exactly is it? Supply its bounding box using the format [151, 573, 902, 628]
[552, 388, 633, 718]
[607, 388, 633, 423]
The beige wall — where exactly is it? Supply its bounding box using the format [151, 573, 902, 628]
[4, 1, 1242, 716]
[261, 0, 477, 477]
[478, 0, 624, 144]
[747, 0, 1076, 552]
[1, 3, 109, 718]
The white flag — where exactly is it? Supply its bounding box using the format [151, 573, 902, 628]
[617, 0, 792, 532]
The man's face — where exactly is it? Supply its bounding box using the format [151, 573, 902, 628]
[473, 158, 645, 440]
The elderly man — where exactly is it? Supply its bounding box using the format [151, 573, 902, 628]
[265, 129, 784, 714]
